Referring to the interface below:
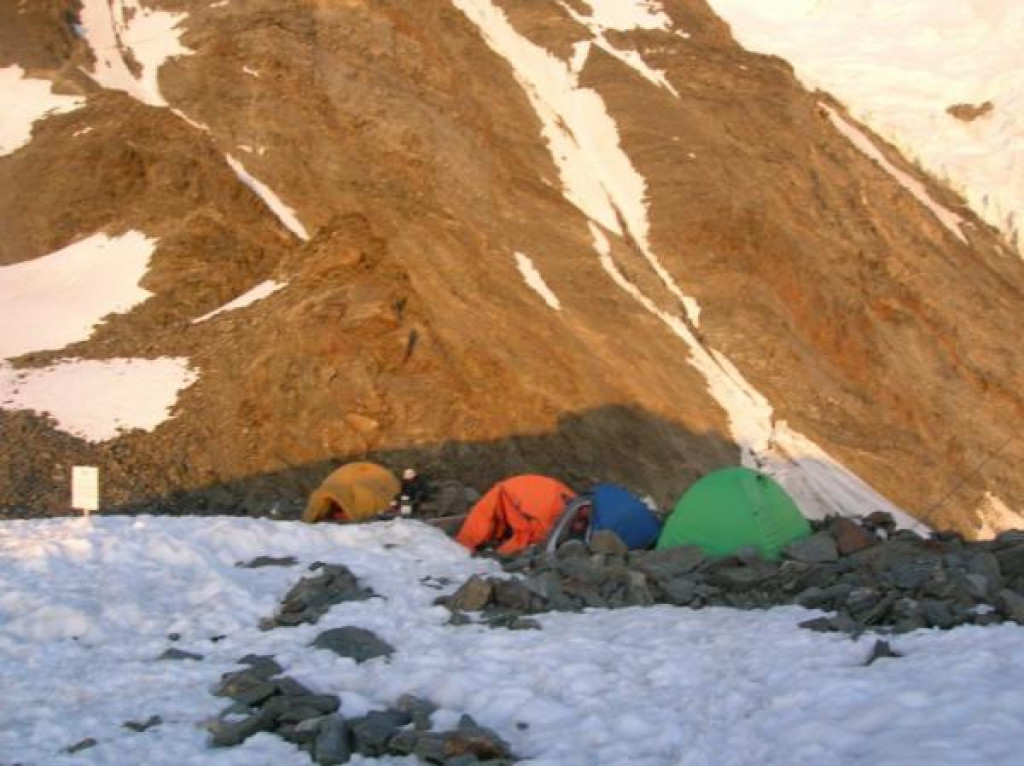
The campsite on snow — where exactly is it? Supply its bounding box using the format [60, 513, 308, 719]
[2, 1, 1024, 765]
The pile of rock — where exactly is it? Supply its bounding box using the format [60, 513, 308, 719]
[439, 515, 1024, 635]
[260, 562, 377, 630]
[207, 652, 514, 765]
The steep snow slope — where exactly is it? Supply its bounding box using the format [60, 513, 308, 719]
[707, 0, 1024, 254]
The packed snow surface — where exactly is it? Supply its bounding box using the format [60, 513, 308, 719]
[705, 0, 1024, 254]
[0, 232, 156, 359]
[2, 517, 1024, 765]
[0, 66, 84, 156]
[0, 358, 198, 442]
[193, 280, 288, 323]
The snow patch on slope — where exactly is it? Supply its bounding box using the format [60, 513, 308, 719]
[192, 280, 288, 324]
[0, 232, 198, 441]
[564, 2, 678, 95]
[452, 0, 693, 318]
[515, 252, 562, 310]
[705, 0, 1024, 255]
[78, 0, 192, 107]
[0, 232, 156, 359]
[455, 0, 925, 527]
[0, 358, 197, 442]
[821, 103, 967, 243]
[226, 155, 310, 241]
[0, 66, 84, 156]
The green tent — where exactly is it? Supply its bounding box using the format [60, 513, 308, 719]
[656, 467, 811, 560]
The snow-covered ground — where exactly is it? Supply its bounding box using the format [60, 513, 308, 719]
[706, 0, 1024, 255]
[2, 516, 1023, 766]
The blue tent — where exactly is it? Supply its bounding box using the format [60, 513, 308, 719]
[589, 483, 662, 549]
[544, 483, 663, 552]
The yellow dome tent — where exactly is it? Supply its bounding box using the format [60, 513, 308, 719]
[302, 462, 400, 523]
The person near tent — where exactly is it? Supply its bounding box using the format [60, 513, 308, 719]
[395, 468, 431, 515]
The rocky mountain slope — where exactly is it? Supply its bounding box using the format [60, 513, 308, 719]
[1, 0, 1022, 536]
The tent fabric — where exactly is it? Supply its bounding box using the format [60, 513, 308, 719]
[457, 475, 575, 555]
[656, 467, 811, 560]
[543, 484, 662, 554]
[303, 462, 400, 523]
[543, 496, 593, 555]
[589, 483, 663, 549]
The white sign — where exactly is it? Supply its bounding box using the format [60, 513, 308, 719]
[71, 466, 99, 514]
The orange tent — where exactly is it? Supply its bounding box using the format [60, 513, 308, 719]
[456, 475, 576, 555]
[303, 462, 400, 523]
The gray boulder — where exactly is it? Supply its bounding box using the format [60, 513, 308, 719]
[349, 710, 411, 757]
[785, 532, 839, 564]
[313, 714, 351, 766]
[311, 627, 395, 663]
[448, 576, 494, 612]
[996, 589, 1024, 624]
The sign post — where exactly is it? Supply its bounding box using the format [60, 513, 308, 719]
[71, 466, 100, 518]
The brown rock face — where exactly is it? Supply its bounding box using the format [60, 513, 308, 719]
[0, 1, 1021, 537]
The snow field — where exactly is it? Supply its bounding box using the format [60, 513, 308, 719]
[3, 517, 1024, 765]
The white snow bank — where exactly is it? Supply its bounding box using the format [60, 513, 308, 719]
[3, 517, 1024, 765]
[0, 66, 84, 156]
[226, 155, 310, 241]
[515, 252, 561, 310]
[192, 279, 288, 323]
[0, 232, 156, 359]
[705, 0, 1024, 254]
[0, 357, 198, 442]
[78, 0, 192, 107]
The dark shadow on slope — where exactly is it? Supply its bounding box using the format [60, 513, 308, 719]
[0, 404, 739, 519]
